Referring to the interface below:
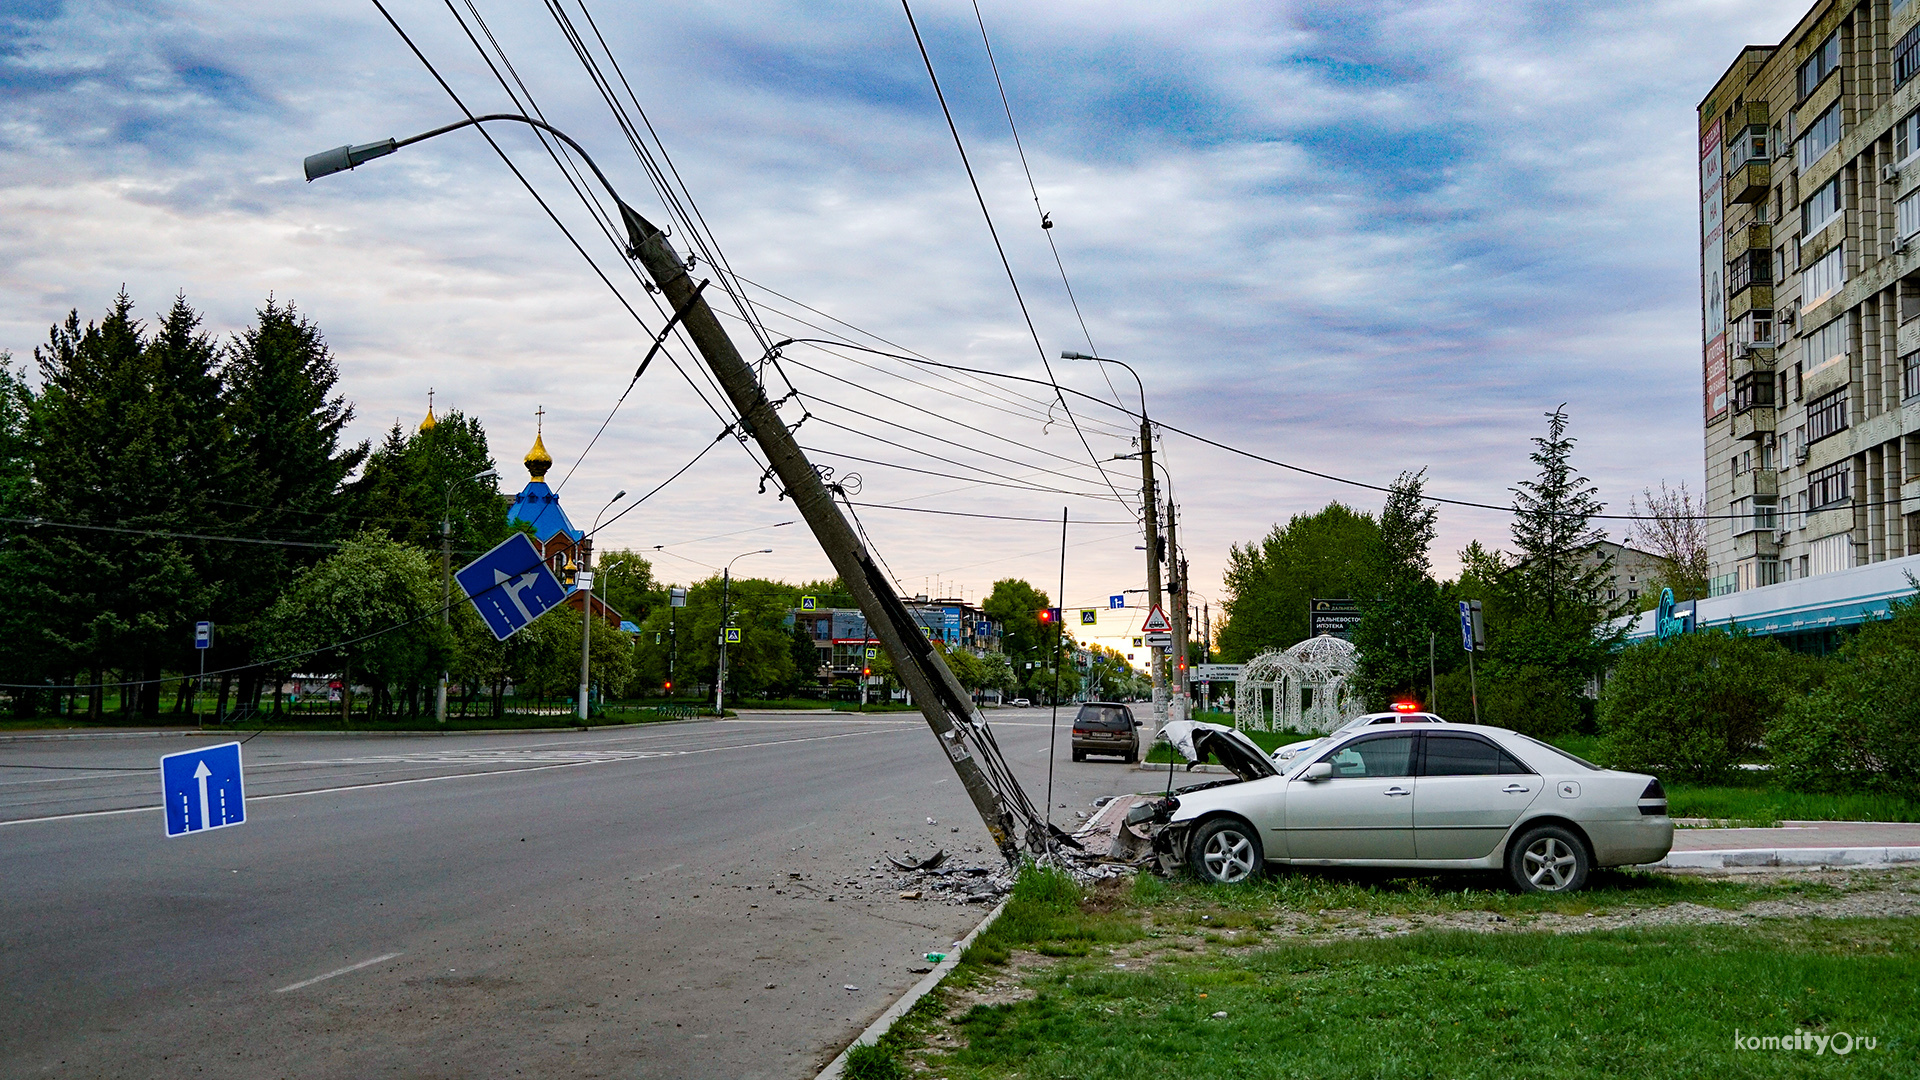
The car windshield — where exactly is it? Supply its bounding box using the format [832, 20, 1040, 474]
[1513, 734, 1601, 771]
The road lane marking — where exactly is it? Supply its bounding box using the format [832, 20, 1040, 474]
[0, 727, 909, 828]
[276, 952, 403, 993]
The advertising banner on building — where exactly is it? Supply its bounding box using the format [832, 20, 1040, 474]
[1701, 117, 1727, 421]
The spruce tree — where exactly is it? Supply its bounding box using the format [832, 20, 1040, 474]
[1352, 470, 1453, 707]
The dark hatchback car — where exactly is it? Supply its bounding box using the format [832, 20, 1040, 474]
[1071, 702, 1141, 763]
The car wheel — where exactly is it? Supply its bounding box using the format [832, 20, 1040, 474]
[1189, 817, 1263, 885]
[1125, 746, 1140, 764]
[1071, 749, 1084, 762]
[1508, 824, 1589, 894]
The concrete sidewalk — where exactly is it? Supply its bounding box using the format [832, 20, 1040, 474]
[1656, 821, 1920, 869]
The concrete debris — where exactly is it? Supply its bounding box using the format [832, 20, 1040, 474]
[899, 890, 923, 900]
[1210, 1011, 1228, 1019]
[844, 985, 860, 991]
[887, 850, 947, 872]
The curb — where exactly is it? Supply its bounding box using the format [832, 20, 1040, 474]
[813, 897, 1009, 1080]
[1650, 846, 1920, 869]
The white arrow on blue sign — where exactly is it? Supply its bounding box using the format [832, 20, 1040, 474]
[161, 742, 245, 837]
[455, 533, 568, 641]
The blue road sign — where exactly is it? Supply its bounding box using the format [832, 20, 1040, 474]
[194, 621, 212, 649]
[161, 742, 245, 837]
[455, 533, 568, 641]
[1110, 595, 1125, 609]
[1459, 601, 1473, 652]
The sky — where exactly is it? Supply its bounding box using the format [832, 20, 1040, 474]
[0, 0, 1809, 634]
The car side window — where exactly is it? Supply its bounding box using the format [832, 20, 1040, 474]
[1319, 734, 1415, 778]
[1423, 734, 1513, 776]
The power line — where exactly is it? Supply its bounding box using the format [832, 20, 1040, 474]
[896, 0, 1133, 513]
[847, 501, 1133, 525]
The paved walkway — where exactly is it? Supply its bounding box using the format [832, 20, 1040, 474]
[1661, 821, 1920, 868]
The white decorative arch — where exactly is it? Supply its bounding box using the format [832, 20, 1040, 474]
[1233, 635, 1363, 733]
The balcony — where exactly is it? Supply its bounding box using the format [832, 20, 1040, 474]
[1728, 159, 1770, 204]
[1733, 468, 1778, 500]
[1733, 406, 1775, 441]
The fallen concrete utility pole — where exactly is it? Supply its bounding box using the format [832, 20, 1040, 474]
[619, 206, 1063, 863]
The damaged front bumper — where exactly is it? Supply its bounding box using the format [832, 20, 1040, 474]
[1150, 818, 1191, 875]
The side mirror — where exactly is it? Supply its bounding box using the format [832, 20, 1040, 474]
[1303, 761, 1333, 781]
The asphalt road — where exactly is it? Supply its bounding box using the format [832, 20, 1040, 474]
[0, 706, 1146, 1079]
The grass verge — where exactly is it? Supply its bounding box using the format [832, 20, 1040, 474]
[883, 865, 1917, 1079]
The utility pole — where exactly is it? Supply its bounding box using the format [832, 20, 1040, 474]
[1166, 500, 1189, 723]
[1139, 424, 1166, 734]
[715, 565, 732, 717]
[579, 492, 626, 723]
[439, 517, 451, 723]
[624, 207, 1053, 860]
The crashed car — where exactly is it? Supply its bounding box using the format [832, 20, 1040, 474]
[1137, 720, 1672, 894]
[1270, 708, 1449, 764]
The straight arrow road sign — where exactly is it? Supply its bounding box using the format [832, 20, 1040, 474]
[161, 742, 245, 837]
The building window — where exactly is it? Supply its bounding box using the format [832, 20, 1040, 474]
[1803, 313, 1848, 372]
[1905, 352, 1920, 401]
[1900, 108, 1920, 163]
[1802, 31, 1841, 97]
[1733, 372, 1776, 412]
[1809, 531, 1854, 575]
[1802, 176, 1842, 235]
[1902, 192, 1920, 242]
[1806, 387, 1849, 443]
[1801, 245, 1846, 308]
[1796, 103, 1842, 170]
[1731, 497, 1778, 535]
[1900, 24, 1920, 89]
[1808, 461, 1852, 510]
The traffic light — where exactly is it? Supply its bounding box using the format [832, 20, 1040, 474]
[664, 680, 673, 691]
[1037, 607, 1061, 624]
[862, 667, 871, 677]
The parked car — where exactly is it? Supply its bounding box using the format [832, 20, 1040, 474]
[1271, 708, 1450, 763]
[1071, 702, 1140, 763]
[1139, 720, 1671, 893]
[1009, 697, 1031, 708]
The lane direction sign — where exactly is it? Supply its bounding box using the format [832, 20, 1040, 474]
[455, 533, 567, 641]
[1109, 595, 1125, 609]
[161, 742, 245, 837]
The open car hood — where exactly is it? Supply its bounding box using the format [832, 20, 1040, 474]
[1158, 720, 1278, 782]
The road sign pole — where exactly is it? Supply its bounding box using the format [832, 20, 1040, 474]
[1139, 417, 1166, 738]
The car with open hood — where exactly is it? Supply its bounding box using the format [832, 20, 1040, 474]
[1138, 720, 1671, 893]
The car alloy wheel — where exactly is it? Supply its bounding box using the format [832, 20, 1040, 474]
[1191, 818, 1262, 884]
[1509, 824, 1588, 893]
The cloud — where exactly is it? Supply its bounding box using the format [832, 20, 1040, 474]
[0, 0, 1810, 613]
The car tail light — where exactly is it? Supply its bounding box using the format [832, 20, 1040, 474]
[1639, 778, 1668, 816]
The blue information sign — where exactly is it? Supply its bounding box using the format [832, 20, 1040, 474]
[194, 621, 212, 649]
[455, 533, 568, 641]
[161, 741, 246, 837]
[1109, 595, 1125, 609]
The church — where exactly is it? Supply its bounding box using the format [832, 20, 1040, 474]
[494, 409, 626, 630]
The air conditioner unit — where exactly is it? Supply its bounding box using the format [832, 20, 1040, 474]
[1796, 444, 1810, 463]
[1884, 161, 1902, 184]
[1900, 238, 1914, 257]
[1779, 303, 1798, 327]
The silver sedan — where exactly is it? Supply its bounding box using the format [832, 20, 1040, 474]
[1143, 720, 1672, 893]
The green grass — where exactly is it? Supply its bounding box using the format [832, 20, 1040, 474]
[1665, 784, 1920, 825]
[900, 865, 1918, 1079]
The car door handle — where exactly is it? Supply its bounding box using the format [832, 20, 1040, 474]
[1503, 784, 1531, 794]
[1383, 786, 1411, 797]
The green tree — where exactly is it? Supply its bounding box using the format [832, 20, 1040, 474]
[1770, 593, 1920, 794]
[1352, 470, 1455, 708]
[1217, 503, 1379, 661]
[675, 575, 799, 702]
[348, 409, 507, 554]
[20, 293, 224, 717]
[215, 299, 369, 713]
[983, 578, 1050, 671]
[595, 549, 661, 626]
[258, 531, 444, 721]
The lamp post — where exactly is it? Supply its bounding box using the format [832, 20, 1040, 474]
[577, 490, 626, 722]
[715, 549, 772, 716]
[439, 467, 497, 723]
[1061, 351, 1169, 735]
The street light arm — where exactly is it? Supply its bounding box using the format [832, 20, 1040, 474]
[1059, 351, 1147, 420]
[305, 114, 649, 253]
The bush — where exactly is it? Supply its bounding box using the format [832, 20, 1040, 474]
[1770, 607, 1920, 795]
[1597, 630, 1805, 781]
[1430, 665, 1583, 738]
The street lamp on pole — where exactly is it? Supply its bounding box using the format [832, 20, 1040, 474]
[1060, 350, 1171, 735]
[715, 549, 772, 716]
[577, 490, 626, 722]
[439, 467, 497, 723]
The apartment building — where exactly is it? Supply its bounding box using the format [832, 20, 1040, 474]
[1701, 0, 1920, 596]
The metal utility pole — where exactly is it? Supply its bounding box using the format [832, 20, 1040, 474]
[628, 215, 1053, 860]
[304, 114, 1064, 861]
[1165, 500, 1190, 723]
[715, 549, 771, 716]
[579, 491, 626, 722]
